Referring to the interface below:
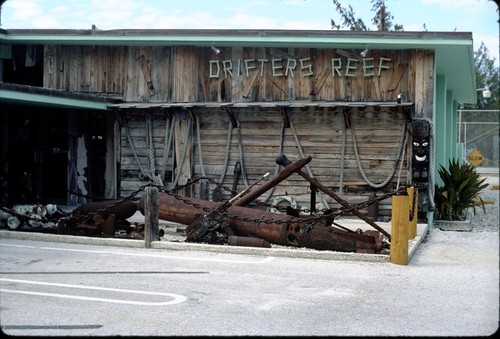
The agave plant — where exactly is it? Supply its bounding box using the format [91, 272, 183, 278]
[434, 159, 488, 221]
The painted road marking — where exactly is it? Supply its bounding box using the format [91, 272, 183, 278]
[0, 278, 187, 306]
[0, 243, 275, 264]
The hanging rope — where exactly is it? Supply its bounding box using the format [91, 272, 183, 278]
[289, 118, 330, 208]
[119, 113, 156, 183]
[160, 114, 175, 184]
[236, 120, 249, 187]
[350, 116, 407, 188]
[259, 120, 286, 203]
[172, 117, 192, 188]
[145, 114, 163, 186]
[219, 121, 233, 183]
[338, 119, 347, 196]
[196, 114, 206, 177]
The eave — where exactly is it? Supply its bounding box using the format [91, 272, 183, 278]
[0, 83, 117, 110]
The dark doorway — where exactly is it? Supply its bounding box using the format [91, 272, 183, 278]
[41, 113, 69, 203]
[2, 108, 68, 206]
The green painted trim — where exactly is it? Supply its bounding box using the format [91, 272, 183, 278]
[434, 74, 447, 187]
[446, 90, 454, 161]
[0, 32, 474, 48]
[0, 29, 476, 104]
[0, 89, 108, 110]
[449, 99, 459, 161]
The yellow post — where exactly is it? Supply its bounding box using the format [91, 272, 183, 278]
[390, 192, 409, 265]
[407, 187, 418, 239]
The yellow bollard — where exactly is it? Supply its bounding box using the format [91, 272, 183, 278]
[390, 192, 409, 265]
[407, 187, 418, 240]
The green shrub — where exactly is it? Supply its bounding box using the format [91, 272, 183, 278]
[434, 159, 488, 221]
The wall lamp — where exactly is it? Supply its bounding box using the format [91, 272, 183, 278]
[360, 47, 369, 57]
[477, 86, 491, 98]
[211, 46, 220, 55]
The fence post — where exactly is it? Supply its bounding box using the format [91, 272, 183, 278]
[390, 192, 409, 265]
[144, 186, 159, 248]
[407, 187, 418, 239]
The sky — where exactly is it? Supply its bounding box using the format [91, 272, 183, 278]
[1, 0, 499, 66]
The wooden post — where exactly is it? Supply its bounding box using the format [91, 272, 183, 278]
[390, 192, 409, 265]
[144, 186, 159, 248]
[407, 187, 418, 239]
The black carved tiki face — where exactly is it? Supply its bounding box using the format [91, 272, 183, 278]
[412, 120, 430, 184]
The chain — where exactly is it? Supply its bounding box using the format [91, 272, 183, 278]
[67, 174, 408, 231]
[158, 178, 407, 226]
[409, 186, 417, 221]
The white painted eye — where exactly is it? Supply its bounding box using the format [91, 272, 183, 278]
[413, 142, 420, 147]
[422, 142, 428, 147]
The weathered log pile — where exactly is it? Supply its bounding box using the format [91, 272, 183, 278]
[0, 198, 139, 236]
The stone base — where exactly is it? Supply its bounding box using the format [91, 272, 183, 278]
[433, 209, 472, 231]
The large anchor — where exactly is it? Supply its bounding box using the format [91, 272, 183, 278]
[140, 154, 390, 253]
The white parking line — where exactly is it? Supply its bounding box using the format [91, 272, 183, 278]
[0, 243, 275, 264]
[0, 278, 187, 306]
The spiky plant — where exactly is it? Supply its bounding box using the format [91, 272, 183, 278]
[434, 159, 488, 221]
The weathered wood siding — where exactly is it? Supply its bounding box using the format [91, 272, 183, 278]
[43, 45, 434, 113]
[43, 44, 432, 215]
[44, 45, 128, 94]
[117, 105, 410, 216]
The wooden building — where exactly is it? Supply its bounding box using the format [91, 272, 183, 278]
[0, 29, 476, 225]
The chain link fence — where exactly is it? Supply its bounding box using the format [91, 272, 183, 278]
[458, 109, 499, 169]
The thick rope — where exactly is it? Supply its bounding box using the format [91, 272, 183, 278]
[236, 120, 249, 187]
[350, 119, 407, 188]
[120, 114, 154, 182]
[196, 114, 206, 177]
[219, 121, 233, 183]
[289, 118, 330, 208]
[160, 114, 176, 184]
[260, 120, 285, 203]
[146, 114, 163, 186]
[338, 120, 347, 196]
[172, 117, 192, 187]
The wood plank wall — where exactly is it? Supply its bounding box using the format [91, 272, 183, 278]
[117, 106, 410, 217]
[42, 44, 432, 216]
[43, 45, 434, 114]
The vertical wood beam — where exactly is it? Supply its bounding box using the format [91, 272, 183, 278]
[390, 192, 409, 265]
[144, 186, 159, 248]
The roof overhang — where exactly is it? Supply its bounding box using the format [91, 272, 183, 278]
[0, 83, 116, 110]
[0, 29, 477, 104]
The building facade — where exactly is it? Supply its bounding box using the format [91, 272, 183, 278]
[0, 29, 477, 225]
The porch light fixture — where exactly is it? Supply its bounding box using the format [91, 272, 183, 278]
[211, 46, 220, 55]
[477, 86, 491, 98]
[360, 47, 369, 57]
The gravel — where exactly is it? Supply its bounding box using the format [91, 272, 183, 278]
[468, 176, 499, 233]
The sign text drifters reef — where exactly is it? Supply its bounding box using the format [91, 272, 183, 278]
[209, 56, 392, 79]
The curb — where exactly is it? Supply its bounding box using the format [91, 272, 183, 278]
[0, 223, 429, 263]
